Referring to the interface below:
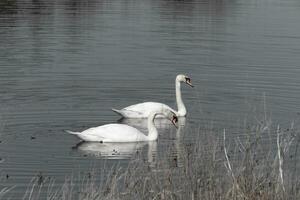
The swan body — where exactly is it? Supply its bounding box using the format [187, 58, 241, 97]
[112, 74, 193, 118]
[113, 102, 175, 118]
[67, 108, 178, 142]
[67, 124, 148, 142]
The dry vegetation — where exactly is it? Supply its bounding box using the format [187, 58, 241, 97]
[2, 118, 299, 200]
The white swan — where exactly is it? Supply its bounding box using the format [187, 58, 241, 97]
[112, 74, 194, 118]
[66, 108, 178, 142]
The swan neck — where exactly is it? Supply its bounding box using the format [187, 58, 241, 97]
[176, 80, 186, 116]
[147, 113, 158, 141]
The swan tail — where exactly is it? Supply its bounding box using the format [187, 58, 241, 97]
[111, 108, 124, 116]
[65, 130, 81, 135]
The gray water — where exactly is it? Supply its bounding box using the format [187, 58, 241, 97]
[0, 0, 300, 198]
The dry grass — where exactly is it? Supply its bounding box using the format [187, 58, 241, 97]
[8, 119, 299, 200]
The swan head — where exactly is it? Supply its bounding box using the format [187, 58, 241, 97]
[161, 108, 178, 129]
[150, 108, 178, 128]
[176, 74, 194, 88]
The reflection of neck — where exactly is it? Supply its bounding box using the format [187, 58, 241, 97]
[147, 113, 158, 141]
[176, 80, 187, 117]
[176, 125, 181, 139]
[147, 141, 157, 166]
[175, 122, 185, 168]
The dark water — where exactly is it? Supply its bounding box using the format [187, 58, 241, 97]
[0, 0, 300, 198]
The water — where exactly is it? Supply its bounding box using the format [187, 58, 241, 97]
[0, 0, 300, 198]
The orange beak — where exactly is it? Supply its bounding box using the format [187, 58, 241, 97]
[186, 81, 194, 87]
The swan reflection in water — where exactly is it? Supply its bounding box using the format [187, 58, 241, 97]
[74, 141, 157, 163]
